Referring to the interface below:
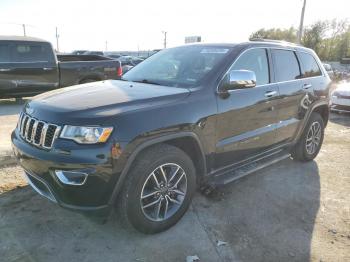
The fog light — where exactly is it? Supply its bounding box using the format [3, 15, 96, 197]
[55, 170, 88, 186]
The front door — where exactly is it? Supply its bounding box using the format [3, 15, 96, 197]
[214, 48, 279, 170]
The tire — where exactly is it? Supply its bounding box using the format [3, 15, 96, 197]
[117, 144, 196, 234]
[291, 112, 325, 162]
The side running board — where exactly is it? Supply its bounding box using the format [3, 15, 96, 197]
[209, 152, 291, 187]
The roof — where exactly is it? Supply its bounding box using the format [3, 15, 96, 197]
[0, 35, 48, 42]
[178, 41, 312, 52]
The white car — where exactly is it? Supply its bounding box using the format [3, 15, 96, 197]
[331, 82, 350, 113]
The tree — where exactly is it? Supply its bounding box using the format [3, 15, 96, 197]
[249, 19, 350, 62]
[249, 27, 297, 43]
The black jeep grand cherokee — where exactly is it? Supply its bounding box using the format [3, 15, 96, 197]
[12, 41, 330, 233]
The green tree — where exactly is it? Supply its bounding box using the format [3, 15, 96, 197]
[249, 19, 350, 62]
[249, 27, 297, 43]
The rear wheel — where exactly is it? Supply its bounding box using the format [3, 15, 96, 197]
[292, 112, 324, 162]
[117, 144, 196, 234]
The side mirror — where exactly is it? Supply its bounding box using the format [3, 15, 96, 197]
[220, 70, 257, 93]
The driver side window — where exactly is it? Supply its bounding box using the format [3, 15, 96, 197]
[230, 48, 270, 86]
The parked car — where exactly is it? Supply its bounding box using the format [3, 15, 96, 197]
[323, 63, 335, 80]
[82, 51, 104, 56]
[12, 41, 331, 234]
[330, 81, 350, 113]
[118, 55, 144, 74]
[104, 52, 121, 59]
[118, 55, 144, 66]
[0, 36, 122, 98]
[70, 50, 88, 55]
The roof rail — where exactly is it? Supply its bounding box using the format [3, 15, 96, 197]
[249, 38, 300, 46]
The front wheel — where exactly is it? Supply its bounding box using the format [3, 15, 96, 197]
[117, 144, 196, 234]
[291, 112, 325, 162]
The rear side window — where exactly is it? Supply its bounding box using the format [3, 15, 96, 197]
[0, 44, 11, 62]
[11, 42, 54, 63]
[231, 48, 269, 85]
[272, 49, 301, 82]
[298, 52, 322, 77]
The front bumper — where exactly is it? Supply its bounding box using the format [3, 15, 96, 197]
[330, 96, 350, 112]
[11, 128, 120, 213]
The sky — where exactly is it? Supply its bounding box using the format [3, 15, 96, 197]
[0, 0, 349, 52]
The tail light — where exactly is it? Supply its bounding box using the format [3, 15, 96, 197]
[117, 66, 122, 77]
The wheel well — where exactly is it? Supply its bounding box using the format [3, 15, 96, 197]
[164, 137, 206, 183]
[313, 105, 329, 127]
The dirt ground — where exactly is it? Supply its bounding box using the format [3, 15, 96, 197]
[0, 113, 349, 262]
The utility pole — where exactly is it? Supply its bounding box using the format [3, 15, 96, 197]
[55, 27, 59, 52]
[162, 31, 167, 49]
[22, 24, 26, 36]
[297, 0, 307, 44]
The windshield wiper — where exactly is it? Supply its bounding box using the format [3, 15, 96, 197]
[132, 79, 162, 85]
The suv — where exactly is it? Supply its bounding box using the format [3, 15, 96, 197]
[12, 41, 330, 234]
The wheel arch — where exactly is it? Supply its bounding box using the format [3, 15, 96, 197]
[294, 100, 329, 143]
[313, 104, 329, 127]
[108, 132, 207, 206]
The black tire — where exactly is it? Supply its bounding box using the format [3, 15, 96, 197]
[117, 144, 196, 234]
[291, 112, 325, 162]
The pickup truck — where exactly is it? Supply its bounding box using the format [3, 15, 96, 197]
[0, 36, 122, 98]
[12, 40, 330, 234]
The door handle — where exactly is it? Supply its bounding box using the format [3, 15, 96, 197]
[42, 67, 54, 71]
[303, 83, 312, 89]
[0, 68, 12, 72]
[265, 90, 278, 97]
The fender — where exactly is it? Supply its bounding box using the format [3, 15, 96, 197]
[107, 132, 207, 206]
[293, 99, 329, 143]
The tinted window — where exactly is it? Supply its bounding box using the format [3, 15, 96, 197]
[272, 49, 301, 82]
[0, 44, 11, 62]
[11, 42, 54, 62]
[299, 52, 322, 77]
[231, 48, 269, 85]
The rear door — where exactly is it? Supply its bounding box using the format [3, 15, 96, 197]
[6, 41, 59, 97]
[271, 49, 307, 144]
[214, 48, 279, 169]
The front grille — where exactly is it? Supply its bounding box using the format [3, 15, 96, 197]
[18, 112, 61, 150]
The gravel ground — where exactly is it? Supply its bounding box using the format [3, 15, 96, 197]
[0, 113, 349, 262]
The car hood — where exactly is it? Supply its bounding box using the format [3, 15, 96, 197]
[333, 83, 350, 95]
[25, 80, 190, 125]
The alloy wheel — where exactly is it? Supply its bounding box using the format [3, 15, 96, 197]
[305, 122, 322, 155]
[140, 163, 187, 222]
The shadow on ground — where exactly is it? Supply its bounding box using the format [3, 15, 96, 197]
[329, 112, 350, 127]
[0, 159, 320, 262]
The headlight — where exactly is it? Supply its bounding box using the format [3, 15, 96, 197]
[60, 125, 113, 144]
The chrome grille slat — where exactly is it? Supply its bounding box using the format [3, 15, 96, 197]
[17, 113, 60, 150]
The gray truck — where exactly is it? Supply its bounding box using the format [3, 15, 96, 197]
[0, 36, 122, 99]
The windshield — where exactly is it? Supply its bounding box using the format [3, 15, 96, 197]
[122, 45, 231, 87]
